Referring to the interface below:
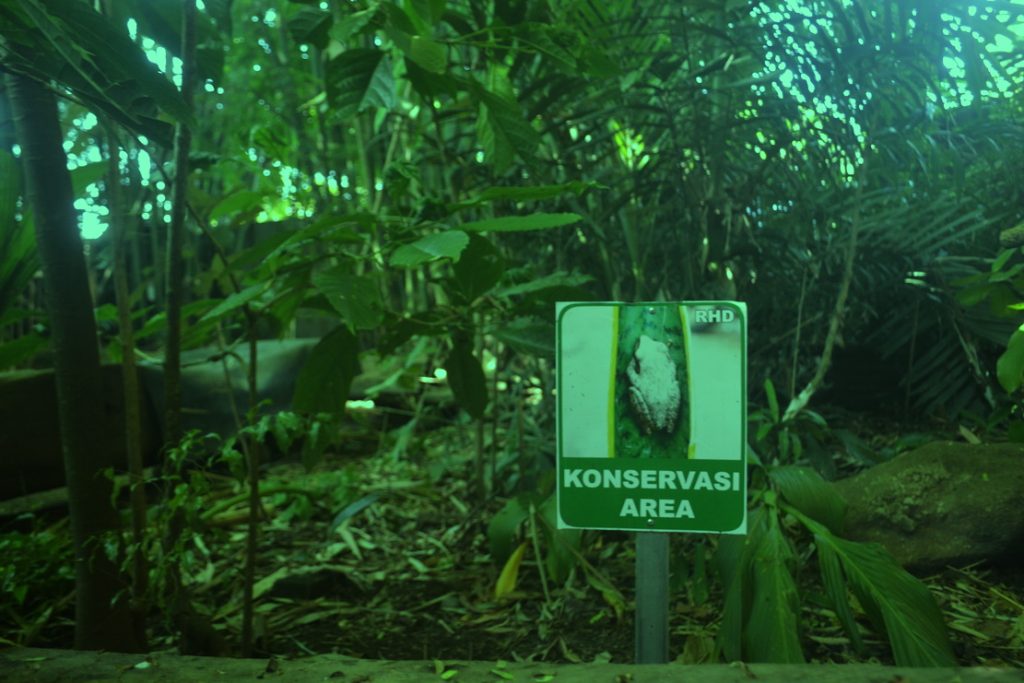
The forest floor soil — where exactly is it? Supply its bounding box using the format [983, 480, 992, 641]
[3, 416, 1023, 667]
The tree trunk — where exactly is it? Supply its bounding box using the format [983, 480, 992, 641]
[5, 71, 144, 652]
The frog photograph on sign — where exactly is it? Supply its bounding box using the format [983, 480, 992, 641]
[615, 304, 688, 459]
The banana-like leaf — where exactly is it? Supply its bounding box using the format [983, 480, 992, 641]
[795, 509, 956, 667]
[743, 507, 804, 663]
[816, 539, 865, 654]
[714, 511, 756, 662]
[769, 465, 846, 534]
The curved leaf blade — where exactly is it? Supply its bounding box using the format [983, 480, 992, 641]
[312, 268, 383, 331]
[461, 212, 581, 233]
[389, 230, 468, 267]
[795, 510, 956, 667]
[744, 509, 804, 663]
[445, 339, 487, 420]
[293, 325, 361, 414]
[769, 465, 846, 534]
[493, 318, 554, 358]
[325, 48, 395, 118]
[816, 539, 865, 654]
[494, 541, 528, 599]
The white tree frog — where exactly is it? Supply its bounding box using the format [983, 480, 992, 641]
[626, 335, 681, 435]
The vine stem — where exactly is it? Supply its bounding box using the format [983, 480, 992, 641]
[783, 188, 861, 423]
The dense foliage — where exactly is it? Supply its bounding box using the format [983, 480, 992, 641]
[1, 0, 1023, 667]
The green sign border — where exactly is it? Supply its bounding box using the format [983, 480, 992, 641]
[556, 301, 748, 533]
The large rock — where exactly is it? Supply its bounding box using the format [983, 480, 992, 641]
[0, 339, 318, 500]
[0, 365, 160, 500]
[833, 441, 1024, 571]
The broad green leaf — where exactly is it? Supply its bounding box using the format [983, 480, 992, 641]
[325, 48, 395, 118]
[389, 230, 468, 267]
[452, 234, 505, 301]
[408, 0, 446, 27]
[0, 333, 48, 370]
[487, 497, 528, 564]
[293, 325, 361, 414]
[404, 58, 458, 99]
[231, 231, 295, 272]
[471, 82, 538, 173]
[199, 283, 268, 323]
[267, 214, 366, 261]
[493, 318, 554, 358]
[445, 339, 487, 420]
[301, 418, 334, 469]
[997, 326, 1024, 393]
[494, 542, 527, 599]
[329, 6, 378, 43]
[992, 248, 1015, 273]
[288, 6, 332, 49]
[744, 509, 804, 663]
[210, 190, 266, 223]
[407, 35, 447, 74]
[794, 509, 956, 666]
[816, 540, 864, 654]
[461, 213, 581, 233]
[477, 99, 512, 173]
[768, 466, 845, 534]
[312, 268, 383, 331]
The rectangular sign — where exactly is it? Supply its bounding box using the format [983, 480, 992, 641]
[556, 302, 747, 533]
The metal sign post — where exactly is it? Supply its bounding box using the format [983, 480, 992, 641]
[635, 532, 669, 663]
[555, 302, 747, 663]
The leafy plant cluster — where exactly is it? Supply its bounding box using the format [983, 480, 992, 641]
[1, 0, 1023, 666]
